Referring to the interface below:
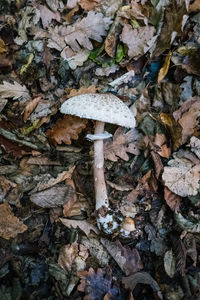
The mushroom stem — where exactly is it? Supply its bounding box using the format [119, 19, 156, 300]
[93, 121, 109, 210]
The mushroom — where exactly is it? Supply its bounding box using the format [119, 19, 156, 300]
[60, 93, 136, 232]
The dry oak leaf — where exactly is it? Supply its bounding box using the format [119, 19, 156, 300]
[120, 24, 156, 58]
[0, 81, 30, 100]
[46, 115, 87, 145]
[60, 218, 99, 236]
[162, 153, 200, 197]
[154, 133, 171, 158]
[60, 11, 111, 52]
[79, 0, 99, 11]
[0, 203, 27, 240]
[104, 128, 140, 162]
[39, 5, 60, 29]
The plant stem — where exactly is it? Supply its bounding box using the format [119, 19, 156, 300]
[93, 121, 109, 210]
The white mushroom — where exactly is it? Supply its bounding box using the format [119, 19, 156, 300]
[60, 93, 136, 232]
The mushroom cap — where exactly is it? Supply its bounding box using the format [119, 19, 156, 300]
[60, 93, 136, 128]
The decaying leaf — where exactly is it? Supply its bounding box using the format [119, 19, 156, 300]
[78, 268, 120, 300]
[104, 128, 140, 162]
[158, 51, 172, 83]
[190, 136, 200, 159]
[120, 24, 156, 58]
[30, 166, 75, 193]
[164, 250, 175, 278]
[67, 85, 97, 98]
[175, 97, 200, 144]
[162, 152, 200, 197]
[60, 218, 99, 236]
[0, 203, 27, 240]
[152, 0, 187, 57]
[101, 239, 143, 276]
[0, 81, 30, 100]
[58, 242, 88, 272]
[61, 11, 111, 51]
[82, 236, 110, 266]
[174, 212, 200, 233]
[39, 5, 60, 29]
[164, 187, 181, 212]
[23, 95, 42, 122]
[30, 185, 74, 208]
[46, 115, 87, 145]
[122, 272, 162, 299]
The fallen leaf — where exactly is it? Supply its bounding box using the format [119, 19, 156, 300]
[150, 150, 163, 179]
[122, 272, 162, 299]
[177, 98, 200, 144]
[61, 48, 90, 70]
[184, 233, 197, 266]
[152, 0, 187, 57]
[23, 95, 42, 122]
[30, 186, 74, 208]
[164, 250, 175, 278]
[189, 0, 200, 12]
[158, 51, 172, 83]
[67, 85, 97, 98]
[190, 136, 200, 159]
[0, 38, 7, 53]
[79, 0, 98, 11]
[82, 236, 110, 266]
[120, 24, 156, 58]
[164, 187, 181, 212]
[101, 239, 143, 276]
[0, 203, 27, 240]
[61, 11, 111, 52]
[58, 242, 88, 272]
[154, 133, 171, 158]
[30, 166, 75, 193]
[60, 218, 99, 236]
[104, 128, 140, 162]
[39, 5, 60, 29]
[0, 135, 31, 158]
[78, 268, 120, 300]
[174, 212, 200, 233]
[162, 152, 200, 197]
[46, 115, 87, 145]
[0, 81, 30, 100]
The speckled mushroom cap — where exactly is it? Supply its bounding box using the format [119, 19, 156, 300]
[60, 93, 136, 128]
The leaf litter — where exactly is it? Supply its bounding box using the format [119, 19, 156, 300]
[0, 0, 200, 299]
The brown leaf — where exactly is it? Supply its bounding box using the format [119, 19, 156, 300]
[173, 237, 187, 276]
[46, 115, 87, 145]
[58, 242, 89, 272]
[101, 239, 143, 275]
[154, 133, 171, 158]
[122, 272, 162, 299]
[164, 187, 181, 212]
[120, 24, 156, 58]
[150, 151, 163, 179]
[79, 0, 99, 11]
[60, 218, 99, 236]
[0, 135, 31, 158]
[158, 51, 172, 83]
[30, 166, 75, 193]
[189, 0, 200, 12]
[30, 186, 74, 208]
[104, 128, 140, 162]
[178, 99, 200, 144]
[152, 1, 187, 57]
[67, 85, 97, 98]
[0, 203, 27, 240]
[23, 94, 42, 122]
